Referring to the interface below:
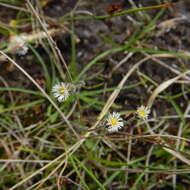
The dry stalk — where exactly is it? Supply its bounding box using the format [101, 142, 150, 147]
[0, 28, 68, 62]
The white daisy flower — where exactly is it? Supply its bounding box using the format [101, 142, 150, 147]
[106, 112, 124, 132]
[52, 82, 70, 102]
[10, 35, 28, 55]
[136, 105, 151, 120]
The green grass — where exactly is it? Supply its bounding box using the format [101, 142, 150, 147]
[0, 1, 190, 190]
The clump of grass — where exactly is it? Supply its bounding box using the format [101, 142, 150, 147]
[0, 1, 190, 190]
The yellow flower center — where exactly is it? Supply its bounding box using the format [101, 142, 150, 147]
[138, 110, 146, 116]
[110, 118, 117, 126]
[58, 87, 65, 95]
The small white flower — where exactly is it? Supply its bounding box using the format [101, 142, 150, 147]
[52, 82, 70, 102]
[9, 35, 28, 55]
[136, 105, 151, 120]
[106, 112, 124, 132]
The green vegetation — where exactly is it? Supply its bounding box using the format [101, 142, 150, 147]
[0, 0, 190, 189]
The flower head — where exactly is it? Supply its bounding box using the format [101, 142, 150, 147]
[10, 35, 28, 55]
[52, 82, 70, 102]
[136, 105, 150, 120]
[106, 112, 124, 132]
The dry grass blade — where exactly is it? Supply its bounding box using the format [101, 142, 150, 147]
[145, 120, 190, 165]
[8, 140, 83, 190]
[147, 70, 190, 107]
[164, 148, 190, 165]
[98, 57, 149, 122]
[26, 0, 72, 81]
